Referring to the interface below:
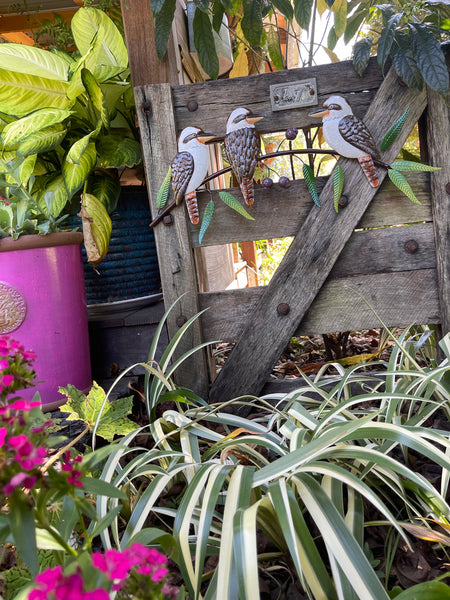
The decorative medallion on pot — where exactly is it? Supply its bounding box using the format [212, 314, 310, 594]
[0, 282, 26, 334]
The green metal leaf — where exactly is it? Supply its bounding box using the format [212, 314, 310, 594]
[0, 69, 71, 117]
[1, 108, 73, 148]
[63, 141, 97, 196]
[391, 160, 441, 173]
[303, 163, 320, 207]
[409, 23, 449, 98]
[380, 107, 409, 151]
[242, 0, 264, 46]
[193, 7, 220, 79]
[96, 134, 142, 168]
[154, 0, 177, 60]
[388, 169, 421, 204]
[0, 43, 70, 81]
[17, 123, 67, 156]
[333, 164, 344, 213]
[219, 191, 255, 219]
[199, 199, 215, 244]
[294, 0, 313, 29]
[157, 166, 172, 210]
[352, 37, 373, 77]
[81, 68, 109, 128]
[377, 13, 402, 72]
[267, 26, 284, 71]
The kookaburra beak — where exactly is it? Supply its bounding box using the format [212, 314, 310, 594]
[309, 107, 329, 118]
[246, 114, 264, 124]
[197, 133, 217, 144]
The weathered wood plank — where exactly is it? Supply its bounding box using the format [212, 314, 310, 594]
[172, 57, 384, 137]
[135, 83, 210, 397]
[209, 67, 428, 404]
[199, 269, 440, 340]
[190, 172, 432, 247]
[427, 88, 450, 336]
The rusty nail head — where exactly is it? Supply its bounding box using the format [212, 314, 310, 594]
[163, 214, 174, 225]
[446, 182, 450, 194]
[338, 195, 349, 208]
[176, 315, 188, 327]
[309, 88, 315, 96]
[404, 239, 419, 254]
[277, 303, 290, 316]
[187, 100, 198, 112]
[141, 101, 151, 115]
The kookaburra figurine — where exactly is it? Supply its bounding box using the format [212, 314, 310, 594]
[224, 107, 264, 205]
[309, 96, 380, 187]
[171, 126, 215, 224]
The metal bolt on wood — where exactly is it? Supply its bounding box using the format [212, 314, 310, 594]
[445, 182, 450, 194]
[176, 315, 188, 327]
[141, 101, 152, 115]
[277, 303, 290, 316]
[404, 239, 419, 254]
[163, 214, 174, 225]
[338, 195, 349, 208]
[187, 100, 198, 112]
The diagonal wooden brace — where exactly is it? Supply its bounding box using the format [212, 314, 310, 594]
[209, 67, 427, 405]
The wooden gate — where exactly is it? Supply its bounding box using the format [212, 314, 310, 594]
[135, 56, 450, 402]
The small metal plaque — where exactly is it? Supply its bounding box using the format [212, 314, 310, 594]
[270, 78, 318, 112]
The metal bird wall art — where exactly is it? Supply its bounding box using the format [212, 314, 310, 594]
[309, 95, 381, 187]
[171, 126, 216, 224]
[224, 107, 264, 205]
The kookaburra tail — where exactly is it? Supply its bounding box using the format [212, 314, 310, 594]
[224, 108, 264, 205]
[309, 95, 381, 188]
[171, 127, 215, 224]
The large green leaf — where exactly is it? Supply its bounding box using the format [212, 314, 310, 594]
[63, 141, 97, 196]
[272, 0, 293, 20]
[0, 69, 71, 116]
[0, 44, 70, 81]
[37, 173, 69, 217]
[395, 581, 450, 599]
[79, 192, 112, 266]
[96, 134, 142, 168]
[410, 23, 449, 97]
[87, 172, 121, 214]
[267, 25, 284, 71]
[392, 32, 424, 90]
[242, 0, 264, 46]
[294, 0, 314, 30]
[1, 108, 73, 148]
[71, 7, 128, 71]
[17, 124, 67, 156]
[154, 0, 177, 60]
[193, 7, 220, 79]
[81, 68, 109, 128]
[333, 0, 347, 38]
[377, 13, 402, 72]
[352, 37, 373, 77]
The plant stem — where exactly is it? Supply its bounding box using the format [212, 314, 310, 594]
[41, 422, 90, 473]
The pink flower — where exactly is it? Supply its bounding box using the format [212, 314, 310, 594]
[1, 374, 13, 387]
[7, 399, 41, 412]
[0, 359, 8, 370]
[61, 451, 83, 488]
[92, 548, 131, 582]
[0, 427, 6, 446]
[3, 472, 37, 494]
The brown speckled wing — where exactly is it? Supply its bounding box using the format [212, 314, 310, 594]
[224, 128, 260, 182]
[338, 115, 380, 159]
[171, 151, 194, 203]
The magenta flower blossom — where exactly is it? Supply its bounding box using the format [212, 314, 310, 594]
[1, 374, 14, 387]
[28, 566, 109, 600]
[0, 427, 6, 447]
[3, 471, 37, 494]
[8, 434, 46, 470]
[61, 451, 83, 488]
[0, 399, 41, 413]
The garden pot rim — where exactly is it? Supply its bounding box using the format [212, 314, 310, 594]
[0, 231, 83, 253]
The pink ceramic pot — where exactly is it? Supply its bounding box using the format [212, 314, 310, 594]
[0, 232, 92, 408]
